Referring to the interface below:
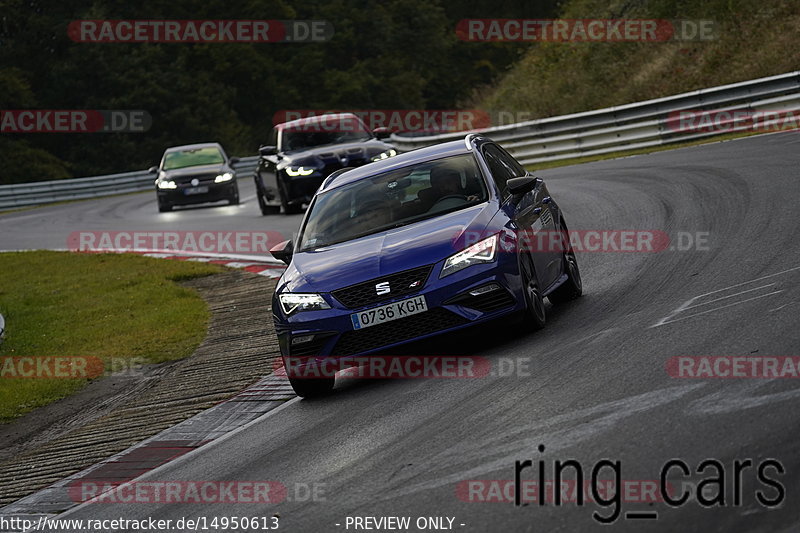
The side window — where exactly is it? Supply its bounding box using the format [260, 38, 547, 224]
[483, 144, 522, 197]
[495, 145, 526, 177]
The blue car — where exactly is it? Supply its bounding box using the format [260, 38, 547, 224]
[270, 134, 582, 397]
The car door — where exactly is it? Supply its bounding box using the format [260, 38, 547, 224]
[482, 143, 561, 288]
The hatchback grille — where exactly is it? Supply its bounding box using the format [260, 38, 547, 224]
[331, 265, 433, 309]
[175, 173, 217, 185]
[332, 308, 468, 356]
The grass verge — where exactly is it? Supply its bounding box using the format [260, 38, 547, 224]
[0, 251, 222, 423]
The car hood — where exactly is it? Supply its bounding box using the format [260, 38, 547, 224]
[279, 140, 394, 169]
[280, 203, 495, 294]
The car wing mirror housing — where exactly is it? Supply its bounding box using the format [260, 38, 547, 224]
[229, 156, 240, 165]
[373, 127, 391, 139]
[148, 166, 158, 174]
[259, 145, 278, 156]
[507, 175, 540, 197]
[270, 239, 294, 265]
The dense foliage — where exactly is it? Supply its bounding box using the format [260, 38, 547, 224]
[0, 0, 557, 183]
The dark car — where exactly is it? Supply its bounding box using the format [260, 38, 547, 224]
[253, 113, 397, 215]
[269, 134, 583, 397]
[150, 143, 240, 212]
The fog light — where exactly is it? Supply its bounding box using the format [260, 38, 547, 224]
[469, 284, 501, 297]
[291, 334, 315, 345]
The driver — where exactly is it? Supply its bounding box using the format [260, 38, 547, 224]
[419, 167, 478, 211]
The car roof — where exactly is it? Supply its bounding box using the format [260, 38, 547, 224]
[164, 142, 224, 153]
[318, 136, 481, 193]
[276, 112, 364, 130]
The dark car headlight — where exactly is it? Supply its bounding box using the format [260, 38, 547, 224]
[440, 235, 498, 278]
[278, 293, 331, 315]
[285, 166, 316, 177]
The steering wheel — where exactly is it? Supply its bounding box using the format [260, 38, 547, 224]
[433, 194, 468, 205]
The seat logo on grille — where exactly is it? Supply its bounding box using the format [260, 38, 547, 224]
[375, 281, 391, 295]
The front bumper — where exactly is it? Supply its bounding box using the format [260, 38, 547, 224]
[157, 181, 237, 206]
[273, 259, 526, 370]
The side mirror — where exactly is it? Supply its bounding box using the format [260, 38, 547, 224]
[373, 127, 391, 140]
[270, 239, 294, 266]
[229, 156, 240, 165]
[148, 166, 158, 174]
[507, 175, 540, 197]
[259, 145, 278, 156]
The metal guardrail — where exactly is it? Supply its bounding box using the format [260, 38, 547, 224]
[0, 157, 259, 210]
[390, 71, 800, 166]
[2, 71, 798, 209]
[0, 312, 5, 347]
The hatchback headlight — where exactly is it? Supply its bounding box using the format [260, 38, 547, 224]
[278, 293, 331, 315]
[285, 166, 315, 177]
[371, 149, 397, 161]
[214, 172, 234, 183]
[157, 180, 177, 189]
[440, 235, 498, 278]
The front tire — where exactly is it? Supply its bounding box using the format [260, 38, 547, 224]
[288, 376, 335, 398]
[520, 255, 546, 331]
[158, 200, 172, 212]
[258, 193, 281, 215]
[279, 178, 302, 215]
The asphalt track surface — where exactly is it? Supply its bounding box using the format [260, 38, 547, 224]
[2, 132, 800, 532]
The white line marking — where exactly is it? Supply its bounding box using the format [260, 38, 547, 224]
[651, 265, 799, 327]
[693, 265, 800, 299]
[656, 290, 783, 326]
[682, 283, 776, 311]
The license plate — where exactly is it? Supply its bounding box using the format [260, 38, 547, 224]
[184, 186, 209, 195]
[350, 295, 427, 330]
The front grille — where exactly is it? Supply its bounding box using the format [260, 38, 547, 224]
[331, 265, 433, 309]
[175, 173, 218, 185]
[332, 308, 468, 356]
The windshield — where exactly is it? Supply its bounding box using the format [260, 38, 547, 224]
[299, 154, 487, 251]
[280, 117, 372, 151]
[163, 147, 224, 170]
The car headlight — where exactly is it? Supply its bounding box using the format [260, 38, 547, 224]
[157, 180, 177, 190]
[371, 149, 397, 162]
[440, 235, 498, 278]
[285, 166, 315, 177]
[278, 293, 331, 315]
[214, 172, 234, 183]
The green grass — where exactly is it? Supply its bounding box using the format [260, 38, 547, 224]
[0, 251, 222, 423]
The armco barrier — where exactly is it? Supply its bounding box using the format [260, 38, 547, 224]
[0, 312, 5, 347]
[2, 71, 799, 209]
[0, 157, 259, 210]
[389, 71, 800, 165]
